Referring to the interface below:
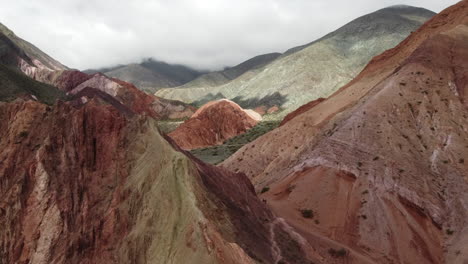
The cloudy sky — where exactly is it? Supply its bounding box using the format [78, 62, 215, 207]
[0, 0, 459, 70]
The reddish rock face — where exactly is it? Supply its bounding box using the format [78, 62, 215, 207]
[168, 100, 260, 150]
[223, 1, 468, 263]
[253, 106, 267, 115]
[0, 99, 311, 264]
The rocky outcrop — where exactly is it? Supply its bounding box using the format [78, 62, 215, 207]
[223, 1, 468, 263]
[156, 6, 435, 118]
[168, 100, 261, 150]
[0, 98, 313, 264]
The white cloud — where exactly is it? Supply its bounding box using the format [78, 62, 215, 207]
[0, 0, 459, 70]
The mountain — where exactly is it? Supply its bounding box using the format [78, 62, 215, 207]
[156, 5, 435, 117]
[178, 53, 281, 89]
[222, 1, 468, 263]
[168, 99, 261, 150]
[0, 98, 313, 264]
[0, 23, 196, 120]
[86, 59, 204, 93]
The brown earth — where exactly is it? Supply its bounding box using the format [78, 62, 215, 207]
[223, 1, 468, 263]
[168, 99, 261, 150]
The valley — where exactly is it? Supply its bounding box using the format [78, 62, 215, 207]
[0, 1, 467, 263]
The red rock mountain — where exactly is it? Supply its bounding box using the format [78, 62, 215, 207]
[0, 97, 315, 263]
[168, 99, 261, 150]
[223, 1, 468, 263]
[31, 70, 196, 120]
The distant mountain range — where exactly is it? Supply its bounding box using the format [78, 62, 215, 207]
[86, 52, 281, 94]
[156, 5, 436, 118]
[85, 59, 205, 93]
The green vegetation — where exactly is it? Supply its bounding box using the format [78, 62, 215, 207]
[0, 64, 64, 104]
[300, 209, 314, 219]
[190, 121, 280, 164]
[260, 187, 270, 194]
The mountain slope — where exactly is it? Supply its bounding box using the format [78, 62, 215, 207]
[156, 5, 435, 117]
[179, 53, 281, 89]
[87, 59, 204, 93]
[0, 64, 64, 104]
[223, 1, 468, 263]
[0, 98, 315, 264]
[0, 23, 67, 71]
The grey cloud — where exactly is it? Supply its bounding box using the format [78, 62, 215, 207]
[0, 0, 459, 70]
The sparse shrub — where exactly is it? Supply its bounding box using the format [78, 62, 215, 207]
[260, 187, 270, 194]
[300, 209, 314, 219]
[442, 160, 449, 164]
[373, 156, 379, 161]
[286, 184, 296, 193]
[328, 248, 347, 258]
[362, 190, 369, 195]
[459, 158, 465, 164]
[357, 162, 363, 167]
[446, 229, 454, 235]
[18, 131, 29, 138]
[314, 219, 320, 225]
